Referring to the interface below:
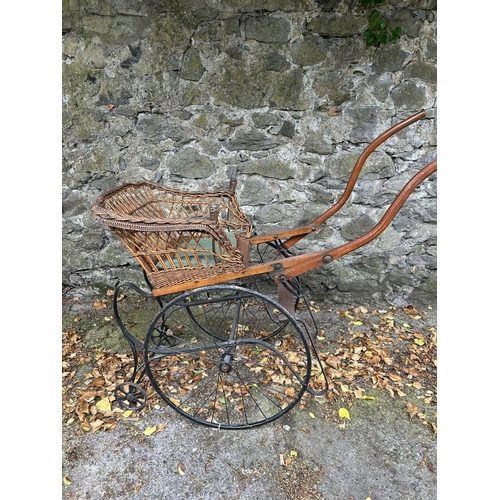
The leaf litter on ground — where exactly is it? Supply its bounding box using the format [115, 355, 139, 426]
[62, 294, 437, 434]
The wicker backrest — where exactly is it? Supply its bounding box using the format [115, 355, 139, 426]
[91, 181, 253, 290]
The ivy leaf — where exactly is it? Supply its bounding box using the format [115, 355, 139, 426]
[390, 27, 402, 42]
[378, 32, 388, 44]
[368, 10, 383, 30]
[363, 7, 401, 47]
[364, 31, 378, 47]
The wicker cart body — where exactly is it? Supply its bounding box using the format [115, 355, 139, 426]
[91, 181, 253, 291]
[90, 111, 437, 429]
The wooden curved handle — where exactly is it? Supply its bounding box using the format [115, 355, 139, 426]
[276, 160, 437, 281]
[284, 110, 427, 249]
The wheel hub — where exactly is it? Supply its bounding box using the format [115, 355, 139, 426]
[219, 361, 232, 373]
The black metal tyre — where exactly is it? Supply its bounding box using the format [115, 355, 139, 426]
[114, 382, 147, 411]
[144, 285, 312, 429]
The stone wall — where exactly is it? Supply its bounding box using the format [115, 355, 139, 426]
[62, 0, 437, 307]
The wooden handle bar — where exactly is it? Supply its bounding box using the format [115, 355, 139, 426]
[283, 110, 427, 249]
[274, 160, 437, 282]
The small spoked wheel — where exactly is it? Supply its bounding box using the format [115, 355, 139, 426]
[149, 322, 177, 349]
[114, 382, 147, 411]
[144, 285, 312, 429]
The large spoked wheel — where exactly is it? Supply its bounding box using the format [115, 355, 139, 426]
[144, 285, 312, 429]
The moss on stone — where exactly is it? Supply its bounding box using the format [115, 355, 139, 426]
[214, 64, 266, 109]
[291, 36, 327, 67]
[269, 69, 307, 110]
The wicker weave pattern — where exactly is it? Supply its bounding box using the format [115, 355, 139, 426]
[91, 181, 253, 290]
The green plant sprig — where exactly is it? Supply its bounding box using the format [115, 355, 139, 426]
[359, 0, 402, 47]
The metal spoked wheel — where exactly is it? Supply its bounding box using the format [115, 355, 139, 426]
[144, 285, 312, 429]
[114, 382, 147, 411]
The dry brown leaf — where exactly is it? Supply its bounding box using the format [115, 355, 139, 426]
[93, 300, 107, 310]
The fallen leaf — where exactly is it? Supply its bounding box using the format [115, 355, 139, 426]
[96, 397, 111, 413]
[144, 426, 157, 436]
[406, 403, 418, 419]
[177, 462, 186, 475]
[309, 412, 316, 419]
[63, 476, 71, 485]
[122, 410, 133, 418]
[290, 450, 298, 457]
[339, 408, 351, 420]
[362, 395, 375, 401]
[327, 106, 339, 116]
[93, 300, 107, 310]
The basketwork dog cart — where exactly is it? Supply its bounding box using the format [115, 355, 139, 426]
[91, 111, 437, 429]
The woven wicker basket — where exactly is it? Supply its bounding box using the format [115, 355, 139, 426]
[91, 181, 253, 291]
